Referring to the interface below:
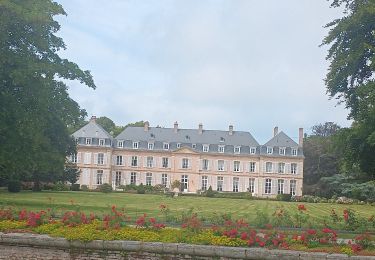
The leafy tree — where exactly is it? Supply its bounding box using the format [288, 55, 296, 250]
[63, 162, 81, 184]
[0, 1, 95, 188]
[322, 0, 375, 179]
[96, 116, 116, 134]
[311, 122, 341, 137]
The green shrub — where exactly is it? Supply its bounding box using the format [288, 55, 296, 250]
[70, 184, 80, 191]
[204, 186, 216, 197]
[276, 194, 292, 202]
[7, 180, 21, 193]
[137, 183, 145, 194]
[53, 181, 69, 191]
[81, 185, 89, 191]
[99, 183, 112, 193]
[215, 192, 252, 200]
[42, 183, 55, 190]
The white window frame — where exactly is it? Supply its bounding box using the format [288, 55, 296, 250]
[233, 161, 240, 172]
[148, 143, 154, 150]
[182, 158, 189, 169]
[278, 162, 285, 174]
[234, 146, 241, 154]
[203, 145, 209, 152]
[162, 157, 169, 168]
[115, 171, 122, 186]
[177, 143, 181, 148]
[116, 155, 123, 166]
[130, 172, 137, 185]
[201, 176, 208, 191]
[181, 175, 188, 191]
[117, 140, 124, 148]
[163, 142, 169, 150]
[279, 147, 286, 155]
[146, 172, 152, 186]
[192, 144, 196, 149]
[278, 179, 284, 194]
[249, 162, 256, 173]
[99, 139, 105, 146]
[131, 156, 138, 167]
[146, 156, 153, 168]
[266, 162, 273, 173]
[250, 147, 256, 154]
[161, 174, 168, 187]
[86, 138, 92, 145]
[290, 180, 297, 195]
[96, 170, 103, 185]
[217, 160, 224, 171]
[249, 178, 255, 193]
[292, 148, 298, 156]
[267, 147, 273, 154]
[97, 153, 104, 165]
[202, 159, 209, 171]
[265, 178, 272, 194]
[291, 163, 297, 174]
[132, 142, 139, 149]
[218, 145, 225, 153]
[217, 176, 223, 191]
[233, 177, 239, 192]
[71, 154, 77, 163]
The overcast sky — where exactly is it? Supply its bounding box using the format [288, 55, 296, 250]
[56, 0, 349, 143]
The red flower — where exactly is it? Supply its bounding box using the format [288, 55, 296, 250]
[111, 205, 117, 212]
[307, 229, 316, 235]
[247, 238, 254, 246]
[240, 232, 247, 240]
[149, 217, 156, 224]
[258, 241, 265, 247]
[343, 209, 349, 222]
[297, 204, 306, 211]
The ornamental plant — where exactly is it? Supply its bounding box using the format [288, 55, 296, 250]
[61, 211, 93, 227]
[181, 213, 202, 232]
[102, 205, 128, 230]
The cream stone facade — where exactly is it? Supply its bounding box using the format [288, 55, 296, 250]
[71, 117, 304, 197]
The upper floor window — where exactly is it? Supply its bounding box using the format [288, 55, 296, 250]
[234, 146, 241, 154]
[279, 147, 286, 155]
[250, 147, 256, 154]
[278, 162, 285, 173]
[99, 139, 105, 146]
[267, 147, 273, 154]
[203, 145, 209, 152]
[217, 160, 224, 171]
[116, 155, 123, 166]
[249, 162, 256, 173]
[233, 161, 240, 172]
[117, 140, 123, 148]
[97, 153, 104, 165]
[131, 156, 138, 167]
[202, 159, 209, 171]
[182, 158, 189, 169]
[177, 143, 181, 148]
[162, 157, 169, 168]
[218, 145, 225, 153]
[146, 156, 153, 168]
[86, 138, 91, 145]
[148, 143, 154, 150]
[266, 162, 273, 173]
[291, 163, 297, 174]
[163, 143, 169, 150]
[71, 154, 77, 163]
[132, 142, 139, 149]
[192, 144, 196, 149]
[292, 148, 298, 156]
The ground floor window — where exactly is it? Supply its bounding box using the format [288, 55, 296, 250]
[278, 179, 284, 194]
[217, 176, 223, 191]
[249, 178, 255, 193]
[96, 170, 103, 185]
[265, 178, 271, 194]
[115, 171, 121, 186]
[233, 177, 239, 192]
[290, 180, 297, 196]
[201, 176, 208, 191]
[161, 173, 168, 187]
[146, 172, 152, 186]
[181, 175, 188, 191]
[130, 172, 137, 185]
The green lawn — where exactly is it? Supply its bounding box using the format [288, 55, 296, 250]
[1, 190, 374, 225]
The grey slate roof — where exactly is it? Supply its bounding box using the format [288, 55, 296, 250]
[72, 121, 112, 139]
[116, 127, 259, 147]
[264, 131, 298, 147]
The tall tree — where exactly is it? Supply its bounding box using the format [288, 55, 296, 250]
[322, 0, 375, 178]
[0, 1, 95, 187]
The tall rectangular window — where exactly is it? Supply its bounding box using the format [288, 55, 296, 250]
[182, 158, 189, 169]
[146, 173, 152, 186]
[249, 178, 255, 193]
[217, 176, 223, 191]
[250, 147, 256, 154]
[292, 148, 297, 156]
[291, 163, 297, 174]
[203, 145, 209, 152]
[202, 159, 209, 171]
[115, 171, 122, 186]
[290, 180, 297, 195]
[131, 156, 138, 167]
[130, 172, 137, 185]
[71, 154, 77, 163]
[233, 161, 240, 172]
[86, 138, 91, 145]
[161, 174, 168, 187]
[233, 177, 239, 192]
[147, 156, 153, 168]
[148, 143, 154, 150]
[266, 162, 273, 173]
[96, 170, 103, 185]
[116, 155, 123, 166]
[201, 176, 208, 191]
[181, 175, 188, 191]
[267, 147, 273, 154]
[265, 178, 271, 194]
[279, 147, 286, 155]
[249, 162, 256, 173]
[117, 140, 123, 148]
[218, 145, 225, 153]
[97, 153, 104, 165]
[278, 179, 284, 194]
[278, 163, 285, 173]
[163, 143, 169, 150]
[132, 142, 139, 149]
[99, 139, 105, 146]
[162, 157, 169, 168]
[217, 160, 224, 171]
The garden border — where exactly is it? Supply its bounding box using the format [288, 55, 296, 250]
[1, 232, 374, 259]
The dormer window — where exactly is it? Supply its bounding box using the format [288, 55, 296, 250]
[117, 140, 123, 148]
[250, 147, 256, 154]
[203, 144, 209, 152]
[163, 143, 169, 150]
[177, 143, 181, 148]
[75, 138, 79, 144]
[99, 139, 105, 146]
[292, 148, 298, 156]
[148, 143, 154, 150]
[267, 147, 273, 154]
[192, 144, 196, 149]
[133, 142, 139, 149]
[234, 146, 241, 154]
[218, 145, 225, 153]
[220, 137, 225, 142]
[86, 138, 91, 145]
[279, 147, 286, 155]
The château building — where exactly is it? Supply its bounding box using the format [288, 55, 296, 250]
[70, 116, 304, 197]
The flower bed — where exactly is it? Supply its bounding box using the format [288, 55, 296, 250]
[0, 204, 374, 256]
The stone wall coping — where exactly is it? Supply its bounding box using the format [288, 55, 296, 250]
[1, 232, 374, 260]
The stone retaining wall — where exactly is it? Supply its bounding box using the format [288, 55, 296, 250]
[1, 232, 374, 260]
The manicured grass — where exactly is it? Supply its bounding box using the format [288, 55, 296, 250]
[1, 190, 374, 224]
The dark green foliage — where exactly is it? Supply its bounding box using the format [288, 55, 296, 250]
[137, 183, 145, 194]
[70, 184, 80, 191]
[63, 163, 80, 184]
[7, 180, 21, 192]
[53, 181, 69, 191]
[204, 186, 216, 197]
[276, 194, 292, 202]
[99, 183, 112, 193]
[80, 185, 89, 191]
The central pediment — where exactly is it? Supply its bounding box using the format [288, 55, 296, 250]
[174, 147, 199, 154]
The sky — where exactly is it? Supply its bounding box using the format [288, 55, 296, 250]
[56, 0, 350, 144]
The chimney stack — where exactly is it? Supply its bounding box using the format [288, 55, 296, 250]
[144, 121, 150, 131]
[299, 128, 304, 147]
[90, 116, 97, 122]
[273, 126, 279, 137]
[174, 121, 178, 133]
[229, 125, 233, 136]
[198, 123, 203, 135]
